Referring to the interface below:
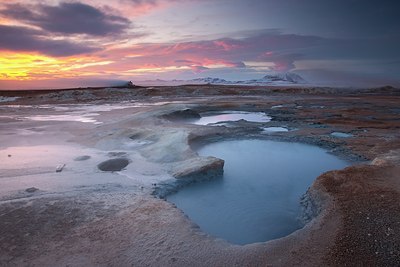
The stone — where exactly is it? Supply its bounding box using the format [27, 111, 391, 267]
[98, 158, 130, 171]
[25, 187, 38, 193]
[56, 164, 65, 172]
[126, 81, 135, 88]
[171, 156, 224, 179]
[74, 155, 91, 161]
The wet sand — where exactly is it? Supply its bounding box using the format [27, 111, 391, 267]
[0, 85, 399, 266]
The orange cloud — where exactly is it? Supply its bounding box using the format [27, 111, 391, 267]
[0, 17, 9, 24]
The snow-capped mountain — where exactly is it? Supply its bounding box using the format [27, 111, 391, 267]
[187, 72, 306, 85]
[136, 72, 307, 86]
[189, 77, 229, 84]
[261, 72, 306, 83]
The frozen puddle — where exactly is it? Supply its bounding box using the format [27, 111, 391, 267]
[193, 111, 271, 125]
[167, 140, 348, 245]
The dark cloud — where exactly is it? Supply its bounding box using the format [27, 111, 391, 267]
[0, 25, 98, 56]
[0, 2, 131, 36]
[172, 32, 322, 71]
[109, 31, 322, 72]
[117, 28, 400, 74]
[230, 61, 246, 68]
[191, 65, 209, 72]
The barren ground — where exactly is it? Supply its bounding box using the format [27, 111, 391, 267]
[0, 85, 399, 266]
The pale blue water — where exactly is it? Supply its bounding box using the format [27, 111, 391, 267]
[331, 132, 353, 138]
[263, 127, 289, 133]
[167, 140, 348, 245]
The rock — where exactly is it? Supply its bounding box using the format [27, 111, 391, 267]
[56, 164, 65, 172]
[300, 191, 321, 224]
[126, 81, 135, 88]
[97, 158, 130, 171]
[171, 156, 224, 179]
[140, 131, 195, 163]
[129, 133, 143, 140]
[372, 149, 400, 166]
[25, 187, 39, 193]
[74, 155, 91, 161]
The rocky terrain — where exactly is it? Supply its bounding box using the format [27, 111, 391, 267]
[0, 85, 399, 266]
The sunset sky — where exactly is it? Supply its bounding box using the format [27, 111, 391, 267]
[0, 0, 399, 89]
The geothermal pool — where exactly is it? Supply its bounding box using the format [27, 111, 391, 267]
[167, 140, 348, 245]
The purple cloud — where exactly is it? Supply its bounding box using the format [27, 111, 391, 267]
[190, 65, 209, 72]
[0, 25, 98, 56]
[0, 2, 131, 36]
[111, 31, 323, 72]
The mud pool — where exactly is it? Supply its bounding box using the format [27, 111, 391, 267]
[167, 140, 349, 245]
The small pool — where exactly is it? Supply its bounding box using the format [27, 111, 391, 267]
[193, 111, 271, 125]
[331, 132, 353, 138]
[263, 127, 289, 133]
[167, 140, 348, 245]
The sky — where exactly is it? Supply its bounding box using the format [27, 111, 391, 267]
[0, 0, 399, 89]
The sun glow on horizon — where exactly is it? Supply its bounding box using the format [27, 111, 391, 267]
[0, 52, 116, 80]
[0, 52, 58, 80]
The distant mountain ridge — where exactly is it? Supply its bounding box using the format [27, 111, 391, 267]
[261, 72, 305, 83]
[186, 72, 306, 85]
[138, 72, 307, 86]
